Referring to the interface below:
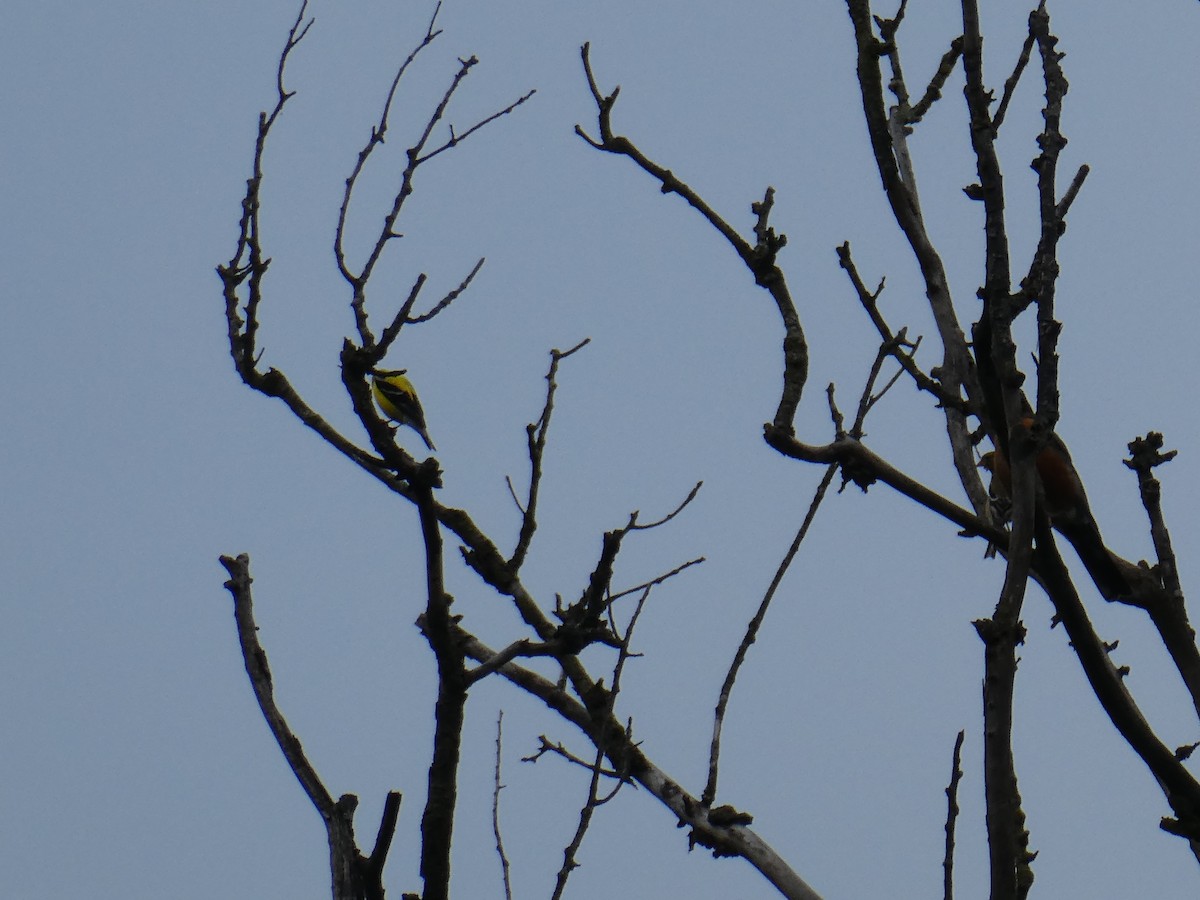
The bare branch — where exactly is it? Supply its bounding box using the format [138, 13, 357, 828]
[910, 38, 964, 123]
[457, 627, 826, 898]
[837, 242, 967, 413]
[1032, 520, 1200, 846]
[407, 257, 486, 325]
[373, 272, 428, 358]
[220, 553, 397, 900]
[1026, 2, 1073, 423]
[416, 86, 537, 166]
[851, 338, 909, 439]
[1125, 433, 1183, 599]
[218, 0, 314, 382]
[943, 731, 966, 900]
[337, 5, 445, 319]
[219, 553, 337, 817]
[629, 480, 703, 531]
[340, 38, 530, 349]
[973, 613, 1033, 900]
[845, 0, 983, 509]
[364, 792, 403, 898]
[510, 338, 592, 570]
[605, 556, 704, 606]
[219, 3, 462, 491]
[523, 735, 626, 778]
[577, 44, 807, 433]
[1122, 434, 1200, 720]
[702, 464, 838, 808]
[826, 383, 846, 441]
[415, 484, 464, 900]
[1055, 163, 1089, 220]
[463, 636, 563, 687]
[550, 586, 650, 899]
[763, 427, 1007, 548]
[992, 26, 1037, 134]
[492, 712, 514, 900]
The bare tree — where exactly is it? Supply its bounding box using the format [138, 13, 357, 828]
[217, 2, 1194, 898]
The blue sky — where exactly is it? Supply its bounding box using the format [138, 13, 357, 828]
[3, 1, 1198, 897]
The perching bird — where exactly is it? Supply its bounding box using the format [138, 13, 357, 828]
[978, 425, 1129, 599]
[371, 368, 436, 451]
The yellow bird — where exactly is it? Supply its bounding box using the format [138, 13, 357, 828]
[371, 369, 436, 451]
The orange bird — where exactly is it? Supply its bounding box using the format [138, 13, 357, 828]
[978, 423, 1130, 600]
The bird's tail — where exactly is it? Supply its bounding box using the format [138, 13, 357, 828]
[1055, 520, 1130, 600]
[416, 424, 437, 452]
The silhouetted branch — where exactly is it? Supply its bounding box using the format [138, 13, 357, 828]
[577, 44, 807, 433]
[456, 626, 825, 899]
[220, 553, 337, 820]
[492, 712, 514, 900]
[992, 20, 1036, 134]
[911, 38, 964, 123]
[415, 483, 463, 900]
[337, 3, 445, 315]
[702, 463, 837, 808]
[844, 0, 984, 512]
[364, 792, 404, 900]
[973, 614, 1033, 900]
[220, 553, 400, 900]
[1123, 434, 1200, 720]
[837, 242, 965, 413]
[943, 731, 966, 900]
[551, 587, 649, 899]
[1032, 519, 1200, 847]
[510, 338, 591, 570]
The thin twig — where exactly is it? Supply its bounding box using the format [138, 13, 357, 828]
[943, 730, 966, 900]
[630, 480, 704, 530]
[510, 338, 591, 570]
[576, 44, 807, 433]
[874, 5, 923, 205]
[492, 712, 514, 900]
[219, 0, 313, 376]
[1123, 434, 1200, 720]
[375, 274, 429, 361]
[850, 339, 909, 440]
[701, 464, 837, 807]
[551, 588, 650, 899]
[342, 38, 531, 345]
[465, 639, 548, 686]
[416, 87, 537, 166]
[407, 257, 487, 325]
[836, 242, 965, 413]
[826, 383, 845, 440]
[910, 38, 965, 123]
[992, 26, 1037, 133]
[559, 482, 703, 644]
[522, 736, 626, 778]
[338, 3, 445, 328]
[455, 626, 825, 898]
[605, 556, 704, 605]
